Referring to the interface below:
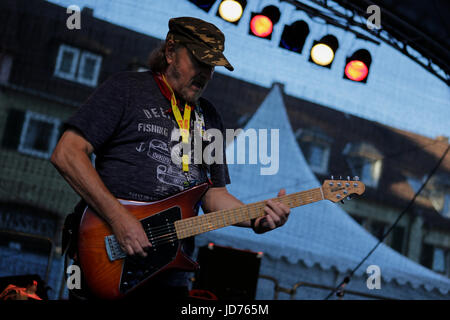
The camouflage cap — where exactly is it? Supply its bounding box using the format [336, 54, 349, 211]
[167, 17, 234, 71]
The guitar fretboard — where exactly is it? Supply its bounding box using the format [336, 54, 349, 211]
[174, 187, 324, 239]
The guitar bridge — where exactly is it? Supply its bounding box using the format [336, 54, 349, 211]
[105, 235, 126, 261]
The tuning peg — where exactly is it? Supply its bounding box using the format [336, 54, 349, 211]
[354, 176, 360, 181]
[331, 175, 334, 180]
[347, 176, 350, 181]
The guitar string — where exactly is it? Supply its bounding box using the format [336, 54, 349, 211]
[174, 189, 323, 237]
[114, 186, 353, 251]
[139, 189, 324, 241]
[178, 189, 317, 235]
[125, 191, 316, 248]
[146, 194, 307, 246]
[143, 190, 325, 248]
[112, 189, 324, 251]
[114, 190, 326, 247]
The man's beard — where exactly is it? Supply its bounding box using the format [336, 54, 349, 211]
[169, 62, 206, 105]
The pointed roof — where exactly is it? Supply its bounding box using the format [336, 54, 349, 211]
[197, 83, 450, 295]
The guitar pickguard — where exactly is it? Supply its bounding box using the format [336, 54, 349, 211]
[119, 206, 181, 294]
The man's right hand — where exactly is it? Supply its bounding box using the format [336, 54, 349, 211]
[109, 211, 152, 258]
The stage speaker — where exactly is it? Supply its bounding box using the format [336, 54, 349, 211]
[193, 243, 262, 300]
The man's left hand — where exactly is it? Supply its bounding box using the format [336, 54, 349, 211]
[253, 189, 290, 234]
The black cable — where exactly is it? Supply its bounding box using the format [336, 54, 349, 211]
[324, 144, 450, 300]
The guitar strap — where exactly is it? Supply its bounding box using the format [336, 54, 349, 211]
[195, 100, 213, 187]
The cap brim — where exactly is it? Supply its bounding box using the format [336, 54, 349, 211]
[187, 44, 234, 71]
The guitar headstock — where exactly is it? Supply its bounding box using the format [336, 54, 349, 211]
[322, 176, 365, 203]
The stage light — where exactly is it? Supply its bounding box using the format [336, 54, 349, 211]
[249, 5, 280, 40]
[218, 0, 245, 23]
[311, 44, 334, 66]
[309, 35, 339, 68]
[344, 49, 372, 83]
[279, 20, 309, 53]
[188, 0, 216, 12]
[250, 15, 273, 37]
[345, 61, 368, 81]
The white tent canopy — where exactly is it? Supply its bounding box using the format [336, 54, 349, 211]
[196, 83, 450, 299]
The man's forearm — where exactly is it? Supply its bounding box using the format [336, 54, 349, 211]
[201, 187, 251, 228]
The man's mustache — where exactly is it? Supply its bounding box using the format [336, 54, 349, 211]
[191, 75, 208, 88]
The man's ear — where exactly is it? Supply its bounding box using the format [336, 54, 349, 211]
[165, 40, 176, 65]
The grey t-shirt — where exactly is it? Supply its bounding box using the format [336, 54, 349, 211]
[66, 70, 230, 200]
[66, 70, 230, 288]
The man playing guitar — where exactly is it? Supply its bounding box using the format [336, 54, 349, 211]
[51, 17, 290, 300]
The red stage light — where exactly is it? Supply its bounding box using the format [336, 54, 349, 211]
[250, 14, 273, 37]
[344, 60, 369, 81]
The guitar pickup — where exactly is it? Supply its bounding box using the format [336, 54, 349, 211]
[105, 235, 127, 261]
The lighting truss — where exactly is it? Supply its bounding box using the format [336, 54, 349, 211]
[281, 0, 450, 85]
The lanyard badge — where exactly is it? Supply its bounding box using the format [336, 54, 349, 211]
[194, 109, 209, 141]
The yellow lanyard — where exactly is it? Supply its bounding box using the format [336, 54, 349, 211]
[161, 75, 192, 172]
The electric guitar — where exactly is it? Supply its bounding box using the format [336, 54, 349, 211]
[78, 178, 365, 299]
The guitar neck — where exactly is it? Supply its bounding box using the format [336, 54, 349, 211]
[175, 187, 324, 239]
